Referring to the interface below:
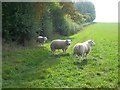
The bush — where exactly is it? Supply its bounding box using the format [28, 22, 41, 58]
[60, 15, 82, 36]
[39, 4, 53, 38]
[74, 1, 96, 22]
[2, 2, 95, 46]
[2, 3, 37, 46]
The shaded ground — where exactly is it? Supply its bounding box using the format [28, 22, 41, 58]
[2, 23, 118, 88]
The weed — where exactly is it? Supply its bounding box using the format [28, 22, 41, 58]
[2, 23, 118, 88]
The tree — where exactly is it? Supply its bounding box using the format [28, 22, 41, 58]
[49, 2, 65, 35]
[2, 2, 95, 46]
[40, 3, 53, 38]
[74, 1, 96, 22]
[2, 2, 37, 46]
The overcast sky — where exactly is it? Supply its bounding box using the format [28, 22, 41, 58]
[74, 0, 119, 22]
[91, 0, 119, 22]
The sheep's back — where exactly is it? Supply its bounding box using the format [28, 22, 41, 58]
[38, 38, 44, 43]
[50, 40, 66, 49]
[73, 43, 86, 55]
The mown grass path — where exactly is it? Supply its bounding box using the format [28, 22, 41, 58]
[2, 23, 118, 88]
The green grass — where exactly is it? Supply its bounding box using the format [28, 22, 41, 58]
[2, 23, 118, 88]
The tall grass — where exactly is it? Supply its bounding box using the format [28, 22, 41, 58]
[2, 23, 118, 88]
[62, 15, 82, 36]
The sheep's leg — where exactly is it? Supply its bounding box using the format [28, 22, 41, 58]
[64, 49, 67, 54]
[40, 43, 42, 46]
[64, 49, 66, 54]
[85, 54, 88, 59]
[79, 55, 82, 63]
[52, 51, 54, 55]
[51, 49, 55, 55]
[85, 53, 89, 59]
[83, 53, 87, 59]
[83, 53, 85, 60]
[73, 54, 76, 63]
[41, 42, 44, 46]
[62, 49, 66, 54]
[53, 50, 56, 55]
[51, 51, 53, 55]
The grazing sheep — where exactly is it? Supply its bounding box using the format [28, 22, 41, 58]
[50, 39, 71, 54]
[73, 40, 95, 62]
[38, 36, 43, 38]
[36, 36, 47, 45]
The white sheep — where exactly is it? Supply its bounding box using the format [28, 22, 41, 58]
[73, 40, 95, 62]
[36, 36, 47, 45]
[50, 39, 71, 55]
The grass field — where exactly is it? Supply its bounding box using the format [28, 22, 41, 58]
[2, 23, 118, 88]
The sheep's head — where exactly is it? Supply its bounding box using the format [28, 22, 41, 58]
[87, 40, 95, 46]
[66, 39, 71, 45]
[44, 37, 47, 41]
[38, 36, 43, 38]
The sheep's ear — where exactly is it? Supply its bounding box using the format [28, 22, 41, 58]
[87, 40, 91, 44]
[65, 40, 68, 43]
[88, 40, 92, 43]
[88, 40, 90, 42]
[67, 39, 71, 42]
[68, 39, 72, 41]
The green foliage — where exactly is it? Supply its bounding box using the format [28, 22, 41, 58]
[49, 2, 65, 35]
[48, 2, 83, 36]
[60, 2, 85, 24]
[74, 1, 96, 22]
[61, 15, 82, 36]
[2, 23, 118, 88]
[2, 2, 96, 45]
[2, 3, 37, 45]
[39, 4, 53, 38]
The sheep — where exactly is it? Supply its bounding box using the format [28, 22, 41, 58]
[36, 36, 47, 45]
[73, 40, 95, 62]
[50, 39, 71, 55]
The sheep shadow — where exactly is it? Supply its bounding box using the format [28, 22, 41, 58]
[74, 59, 88, 65]
[51, 53, 70, 58]
[74, 59, 88, 70]
[73, 59, 93, 70]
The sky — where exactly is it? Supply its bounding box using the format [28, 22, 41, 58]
[74, 0, 119, 22]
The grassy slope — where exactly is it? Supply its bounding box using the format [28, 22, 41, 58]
[2, 23, 118, 88]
